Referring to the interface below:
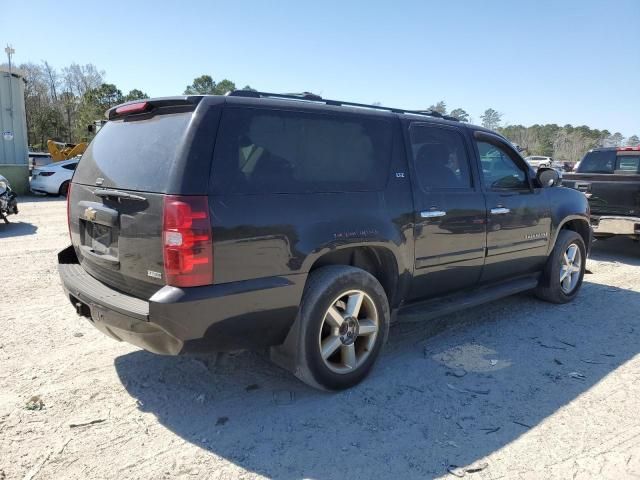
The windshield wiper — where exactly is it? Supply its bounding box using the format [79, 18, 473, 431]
[94, 188, 147, 201]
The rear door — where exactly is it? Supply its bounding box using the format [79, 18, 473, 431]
[472, 131, 551, 283]
[69, 100, 215, 299]
[407, 123, 487, 300]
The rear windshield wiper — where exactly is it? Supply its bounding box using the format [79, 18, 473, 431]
[94, 188, 147, 201]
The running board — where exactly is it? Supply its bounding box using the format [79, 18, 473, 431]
[398, 276, 539, 323]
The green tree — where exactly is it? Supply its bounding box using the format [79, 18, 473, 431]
[184, 75, 237, 95]
[428, 101, 447, 115]
[449, 108, 469, 122]
[608, 132, 625, 147]
[86, 83, 124, 109]
[184, 75, 216, 94]
[124, 89, 148, 102]
[215, 79, 236, 95]
[627, 135, 640, 147]
[480, 108, 502, 130]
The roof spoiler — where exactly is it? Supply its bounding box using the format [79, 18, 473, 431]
[107, 96, 203, 120]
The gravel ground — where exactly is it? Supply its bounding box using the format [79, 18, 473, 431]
[1, 197, 639, 480]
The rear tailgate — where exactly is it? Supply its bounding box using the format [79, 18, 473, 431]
[69, 99, 216, 299]
[563, 150, 640, 216]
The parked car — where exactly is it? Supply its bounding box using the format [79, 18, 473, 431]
[30, 158, 79, 196]
[58, 92, 591, 390]
[563, 146, 640, 240]
[525, 155, 553, 169]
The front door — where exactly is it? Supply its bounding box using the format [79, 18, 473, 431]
[408, 123, 487, 301]
[473, 132, 552, 283]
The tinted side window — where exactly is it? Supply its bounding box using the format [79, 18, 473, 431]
[409, 125, 472, 190]
[211, 108, 392, 194]
[577, 150, 616, 173]
[477, 141, 528, 190]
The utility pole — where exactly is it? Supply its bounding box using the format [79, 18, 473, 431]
[4, 45, 15, 118]
[4, 44, 16, 163]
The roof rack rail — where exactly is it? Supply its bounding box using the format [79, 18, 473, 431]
[226, 90, 460, 122]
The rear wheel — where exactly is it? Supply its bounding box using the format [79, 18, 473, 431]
[294, 266, 390, 390]
[58, 181, 70, 197]
[535, 229, 586, 303]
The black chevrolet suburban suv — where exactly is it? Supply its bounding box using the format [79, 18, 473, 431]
[58, 92, 592, 390]
[563, 146, 640, 240]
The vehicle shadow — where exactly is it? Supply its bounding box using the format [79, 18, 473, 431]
[15, 194, 63, 204]
[0, 221, 37, 238]
[114, 279, 640, 479]
[590, 236, 640, 266]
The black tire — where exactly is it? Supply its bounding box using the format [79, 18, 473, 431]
[535, 229, 586, 304]
[59, 181, 70, 197]
[294, 265, 390, 391]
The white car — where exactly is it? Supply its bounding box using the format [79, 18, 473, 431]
[525, 156, 553, 169]
[30, 158, 78, 196]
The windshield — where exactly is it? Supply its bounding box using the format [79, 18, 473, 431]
[576, 150, 616, 173]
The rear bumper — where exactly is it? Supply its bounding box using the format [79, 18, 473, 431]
[58, 246, 305, 355]
[591, 215, 640, 236]
[29, 177, 57, 194]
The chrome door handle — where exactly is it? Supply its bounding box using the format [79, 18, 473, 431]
[421, 210, 447, 218]
[490, 207, 510, 215]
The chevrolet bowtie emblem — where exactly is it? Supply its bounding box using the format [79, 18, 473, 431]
[84, 207, 97, 221]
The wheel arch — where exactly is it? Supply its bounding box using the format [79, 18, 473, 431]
[305, 244, 404, 309]
[550, 216, 592, 255]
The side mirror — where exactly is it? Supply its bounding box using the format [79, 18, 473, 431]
[537, 167, 560, 187]
[87, 124, 95, 134]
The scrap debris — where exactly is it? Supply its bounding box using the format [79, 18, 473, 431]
[447, 461, 489, 477]
[513, 421, 532, 429]
[479, 426, 500, 434]
[25, 396, 44, 411]
[69, 418, 106, 428]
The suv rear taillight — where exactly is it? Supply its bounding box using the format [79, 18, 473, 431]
[162, 195, 213, 287]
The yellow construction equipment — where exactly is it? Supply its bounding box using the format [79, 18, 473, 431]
[47, 140, 87, 161]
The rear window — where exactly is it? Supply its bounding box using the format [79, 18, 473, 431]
[617, 155, 640, 173]
[211, 107, 392, 194]
[576, 150, 616, 173]
[74, 113, 191, 192]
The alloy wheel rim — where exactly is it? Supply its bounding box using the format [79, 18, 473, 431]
[318, 290, 379, 374]
[560, 243, 582, 294]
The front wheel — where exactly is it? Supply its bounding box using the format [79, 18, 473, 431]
[535, 229, 586, 303]
[294, 266, 390, 391]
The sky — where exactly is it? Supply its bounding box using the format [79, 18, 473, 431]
[2, 0, 639, 136]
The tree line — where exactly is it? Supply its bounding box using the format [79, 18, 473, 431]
[5, 60, 638, 162]
[12, 62, 148, 149]
[427, 101, 639, 163]
[5, 61, 253, 150]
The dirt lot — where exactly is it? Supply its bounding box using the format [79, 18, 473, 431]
[1, 197, 640, 480]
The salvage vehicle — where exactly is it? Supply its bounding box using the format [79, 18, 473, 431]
[30, 158, 79, 197]
[58, 92, 592, 390]
[0, 174, 19, 223]
[563, 146, 640, 240]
